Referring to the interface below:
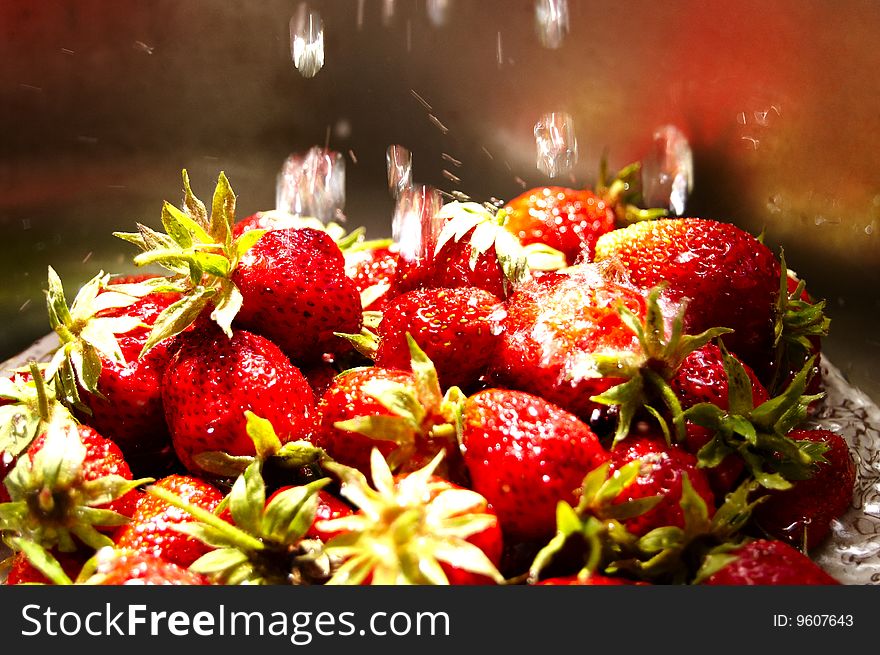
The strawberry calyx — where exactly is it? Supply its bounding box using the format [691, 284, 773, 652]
[0, 422, 151, 552]
[606, 476, 764, 584]
[434, 202, 566, 295]
[193, 410, 328, 480]
[527, 461, 657, 583]
[318, 449, 504, 585]
[113, 170, 266, 354]
[769, 250, 830, 394]
[43, 267, 143, 411]
[597, 159, 668, 225]
[149, 462, 335, 585]
[1, 362, 74, 463]
[335, 310, 382, 359]
[682, 348, 827, 490]
[589, 286, 733, 446]
[331, 334, 462, 474]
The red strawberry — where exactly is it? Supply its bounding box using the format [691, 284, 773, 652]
[375, 286, 503, 390]
[161, 326, 316, 476]
[2, 422, 145, 553]
[232, 228, 363, 365]
[345, 245, 399, 312]
[699, 539, 839, 585]
[594, 217, 781, 369]
[114, 474, 224, 568]
[672, 343, 770, 411]
[503, 186, 616, 265]
[85, 548, 209, 585]
[319, 450, 505, 585]
[536, 574, 646, 585]
[752, 429, 856, 549]
[607, 435, 715, 537]
[4, 548, 89, 585]
[304, 490, 354, 542]
[460, 388, 610, 542]
[490, 265, 649, 423]
[315, 341, 461, 480]
[301, 359, 340, 402]
[114, 173, 360, 371]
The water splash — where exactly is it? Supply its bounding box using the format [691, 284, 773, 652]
[386, 145, 413, 198]
[276, 147, 346, 223]
[426, 0, 452, 26]
[392, 185, 444, 263]
[534, 112, 578, 178]
[290, 4, 325, 78]
[641, 125, 694, 216]
[535, 0, 569, 49]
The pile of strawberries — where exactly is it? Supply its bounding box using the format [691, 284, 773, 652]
[0, 160, 856, 586]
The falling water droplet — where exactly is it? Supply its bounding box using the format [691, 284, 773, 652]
[382, 0, 396, 26]
[386, 145, 413, 198]
[426, 0, 452, 27]
[290, 5, 325, 78]
[535, 0, 569, 49]
[534, 112, 578, 178]
[276, 147, 346, 223]
[392, 185, 444, 264]
[641, 125, 694, 216]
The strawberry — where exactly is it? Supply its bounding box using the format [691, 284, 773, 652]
[304, 490, 354, 542]
[315, 338, 462, 480]
[232, 227, 362, 365]
[114, 473, 224, 568]
[698, 539, 839, 585]
[503, 186, 616, 265]
[344, 245, 399, 312]
[536, 574, 645, 585]
[1, 422, 146, 553]
[83, 547, 210, 585]
[161, 325, 316, 476]
[752, 429, 856, 549]
[4, 547, 89, 585]
[593, 217, 781, 369]
[459, 388, 609, 542]
[319, 450, 505, 585]
[147, 459, 337, 585]
[606, 435, 715, 537]
[114, 172, 361, 368]
[375, 286, 503, 390]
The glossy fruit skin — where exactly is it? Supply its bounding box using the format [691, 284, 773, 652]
[305, 490, 354, 542]
[536, 574, 646, 586]
[608, 436, 715, 537]
[27, 424, 140, 519]
[375, 286, 503, 390]
[460, 389, 610, 543]
[504, 187, 616, 265]
[232, 228, 362, 365]
[671, 343, 770, 411]
[161, 327, 317, 476]
[89, 550, 209, 585]
[752, 429, 856, 549]
[701, 539, 840, 585]
[345, 246, 399, 311]
[425, 232, 510, 299]
[594, 218, 781, 369]
[671, 343, 769, 495]
[114, 474, 224, 568]
[315, 367, 461, 478]
[82, 280, 179, 466]
[491, 266, 648, 422]
[5, 549, 89, 585]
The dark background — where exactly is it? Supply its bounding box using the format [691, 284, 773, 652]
[1, 0, 878, 399]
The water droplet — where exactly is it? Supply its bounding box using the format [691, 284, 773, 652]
[290, 5, 325, 78]
[386, 145, 413, 198]
[535, 0, 569, 49]
[496, 31, 504, 67]
[865, 223, 874, 236]
[276, 147, 346, 223]
[442, 169, 461, 184]
[382, 0, 396, 26]
[641, 124, 694, 216]
[427, 114, 449, 134]
[534, 111, 578, 178]
[133, 40, 154, 55]
[427, 0, 452, 26]
[392, 185, 444, 263]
